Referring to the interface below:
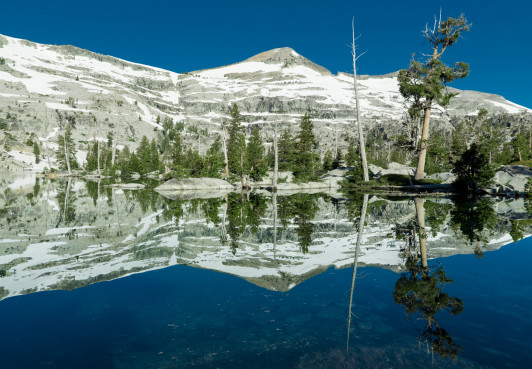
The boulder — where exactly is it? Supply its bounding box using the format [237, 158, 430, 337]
[155, 178, 234, 191]
[369, 162, 415, 178]
[489, 165, 532, 194]
[427, 172, 456, 184]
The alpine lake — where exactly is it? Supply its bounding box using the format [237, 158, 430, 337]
[1, 172, 531, 369]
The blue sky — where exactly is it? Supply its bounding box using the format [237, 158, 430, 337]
[2, 0, 531, 108]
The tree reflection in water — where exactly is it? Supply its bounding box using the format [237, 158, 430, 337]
[394, 198, 463, 360]
[277, 193, 321, 253]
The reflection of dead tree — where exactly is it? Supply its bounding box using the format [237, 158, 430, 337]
[347, 193, 368, 352]
[272, 192, 278, 259]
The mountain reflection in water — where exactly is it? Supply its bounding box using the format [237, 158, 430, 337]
[0, 174, 531, 368]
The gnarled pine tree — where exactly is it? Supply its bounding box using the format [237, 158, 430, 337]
[398, 13, 470, 180]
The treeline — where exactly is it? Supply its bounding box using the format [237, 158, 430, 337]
[366, 112, 532, 174]
[51, 103, 530, 184]
[53, 103, 367, 183]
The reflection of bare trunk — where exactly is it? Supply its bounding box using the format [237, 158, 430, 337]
[97, 139, 101, 175]
[272, 122, 278, 191]
[414, 197, 427, 268]
[272, 192, 278, 259]
[220, 196, 228, 243]
[347, 193, 368, 352]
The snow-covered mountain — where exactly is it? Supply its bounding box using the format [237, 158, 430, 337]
[1, 34, 530, 171]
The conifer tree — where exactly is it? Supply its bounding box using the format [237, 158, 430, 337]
[33, 141, 40, 164]
[226, 104, 248, 186]
[56, 124, 78, 173]
[278, 130, 295, 171]
[136, 136, 151, 174]
[203, 136, 224, 178]
[322, 149, 334, 171]
[399, 13, 471, 180]
[149, 138, 160, 172]
[246, 126, 267, 183]
[170, 135, 185, 178]
[293, 113, 319, 182]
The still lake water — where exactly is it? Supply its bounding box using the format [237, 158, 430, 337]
[0, 175, 531, 368]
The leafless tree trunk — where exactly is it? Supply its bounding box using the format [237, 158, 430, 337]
[272, 122, 278, 191]
[222, 123, 229, 178]
[97, 138, 101, 176]
[352, 18, 369, 182]
[347, 193, 368, 352]
[111, 117, 120, 166]
[63, 130, 71, 175]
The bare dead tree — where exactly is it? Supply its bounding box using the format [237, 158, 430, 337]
[352, 18, 369, 181]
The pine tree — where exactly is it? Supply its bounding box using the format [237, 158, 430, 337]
[452, 143, 495, 193]
[203, 136, 224, 178]
[33, 141, 40, 164]
[246, 126, 267, 183]
[149, 138, 160, 173]
[398, 14, 471, 180]
[322, 149, 334, 171]
[293, 113, 319, 182]
[345, 136, 359, 167]
[511, 133, 530, 162]
[136, 136, 151, 175]
[278, 130, 295, 171]
[56, 124, 78, 173]
[170, 135, 186, 178]
[226, 103, 247, 185]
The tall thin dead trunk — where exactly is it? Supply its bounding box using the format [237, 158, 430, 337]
[97, 138, 101, 175]
[352, 18, 369, 182]
[347, 193, 369, 352]
[112, 118, 120, 166]
[415, 104, 432, 180]
[272, 122, 278, 191]
[222, 124, 229, 178]
[63, 131, 71, 175]
[272, 192, 278, 259]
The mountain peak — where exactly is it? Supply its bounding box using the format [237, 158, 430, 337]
[245, 47, 332, 75]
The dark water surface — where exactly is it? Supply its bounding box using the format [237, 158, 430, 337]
[0, 176, 531, 368]
[0, 237, 530, 369]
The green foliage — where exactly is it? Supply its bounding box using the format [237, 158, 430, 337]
[247, 126, 267, 181]
[278, 193, 320, 253]
[426, 132, 451, 174]
[452, 143, 495, 193]
[394, 255, 463, 359]
[450, 197, 497, 245]
[202, 136, 224, 178]
[292, 113, 319, 182]
[424, 200, 452, 237]
[33, 141, 40, 164]
[226, 104, 248, 182]
[226, 192, 267, 254]
[511, 132, 531, 162]
[278, 130, 296, 171]
[55, 124, 78, 171]
[322, 149, 334, 171]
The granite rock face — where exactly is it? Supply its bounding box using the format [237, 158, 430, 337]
[1, 34, 530, 172]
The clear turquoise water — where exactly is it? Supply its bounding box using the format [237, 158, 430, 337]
[1, 236, 530, 368]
